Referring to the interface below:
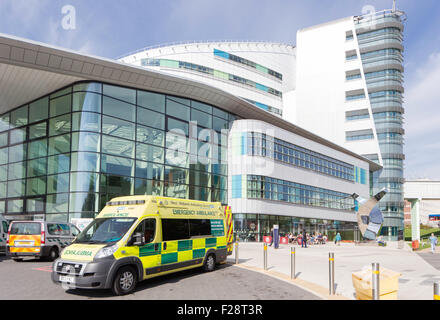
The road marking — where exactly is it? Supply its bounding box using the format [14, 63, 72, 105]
[32, 265, 53, 272]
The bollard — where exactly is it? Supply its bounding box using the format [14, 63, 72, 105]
[264, 242, 268, 271]
[291, 247, 296, 279]
[434, 282, 440, 300]
[329, 252, 335, 295]
[372, 263, 380, 300]
[235, 238, 239, 264]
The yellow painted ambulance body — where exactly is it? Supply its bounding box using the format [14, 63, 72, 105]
[51, 195, 233, 295]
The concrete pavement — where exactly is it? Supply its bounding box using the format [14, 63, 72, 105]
[227, 241, 440, 300]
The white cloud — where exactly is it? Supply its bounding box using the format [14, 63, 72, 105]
[404, 51, 440, 179]
[0, 1, 102, 56]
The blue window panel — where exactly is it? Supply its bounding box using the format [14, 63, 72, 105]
[360, 168, 366, 185]
[240, 132, 247, 155]
[232, 175, 242, 199]
[254, 102, 269, 111]
[214, 49, 229, 59]
[255, 83, 268, 92]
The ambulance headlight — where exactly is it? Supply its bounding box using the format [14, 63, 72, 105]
[95, 244, 118, 259]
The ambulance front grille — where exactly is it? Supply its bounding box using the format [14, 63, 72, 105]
[56, 262, 83, 275]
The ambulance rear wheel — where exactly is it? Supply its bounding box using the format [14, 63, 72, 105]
[112, 266, 137, 296]
[203, 254, 216, 272]
[13, 258, 23, 262]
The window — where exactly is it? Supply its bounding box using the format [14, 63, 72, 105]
[49, 114, 71, 136]
[102, 135, 134, 158]
[47, 223, 70, 236]
[166, 99, 190, 121]
[10, 222, 41, 235]
[103, 84, 136, 104]
[50, 94, 71, 117]
[71, 152, 99, 172]
[137, 91, 165, 113]
[10, 128, 26, 145]
[72, 112, 100, 132]
[26, 176, 46, 195]
[72, 132, 100, 154]
[162, 219, 190, 241]
[137, 108, 165, 130]
[10, 106, 28, 128]
[132, 218, 156, 244]
[48, 134, 70, 155]
[136, 125, 164, 146]
[71, 225, 80, 236]
[29, 98, 49, 124]
[73, 82, 102, 93]
[29, 122, 47, 139]
[102, 96, 135, 122]
[191, 109, 212, 128]
[101, 155, 133, 177]
[102, 116, 135, 140]
[189, 219, 211, 237]
[2, 221, 8, 233]
[72, 92, 101, 113]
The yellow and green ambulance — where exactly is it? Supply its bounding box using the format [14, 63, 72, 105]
[51, 195, 233, 295]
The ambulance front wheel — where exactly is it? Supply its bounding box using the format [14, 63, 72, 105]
[112, 266, 138, 296]
[203, 254, 216, 272]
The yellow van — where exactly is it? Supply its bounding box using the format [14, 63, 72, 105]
[51, 196, 233, 295]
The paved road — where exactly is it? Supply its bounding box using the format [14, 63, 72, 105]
[0, 255, 320, 300]
[228, 242, 440, 300]
[417, 251, 440, 271]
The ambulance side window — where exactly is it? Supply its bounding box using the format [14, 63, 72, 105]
[133, 219, 156, 244]
[144, 219, 156, 243]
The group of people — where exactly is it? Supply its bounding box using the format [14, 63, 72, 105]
[286, 232, 328, 247]
[268, 229, 343, 248]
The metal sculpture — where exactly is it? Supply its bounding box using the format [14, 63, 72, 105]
[351, 188, 387, 240]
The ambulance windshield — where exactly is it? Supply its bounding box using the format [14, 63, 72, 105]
[74, 218, 136, 244]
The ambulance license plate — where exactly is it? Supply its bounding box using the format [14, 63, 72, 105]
[59, 275, 75, 283]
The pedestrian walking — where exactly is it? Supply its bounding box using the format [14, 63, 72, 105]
[301, 230, 307, 248]
[334, 232, 341, 246]
[429, 233, 438, 254]
[269, 228, 274, 247]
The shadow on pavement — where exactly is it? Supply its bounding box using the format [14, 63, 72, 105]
[233, 258, 253, 264]
[64, 263, 233, 298]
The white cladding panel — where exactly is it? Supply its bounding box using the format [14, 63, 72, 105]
[293, 17, 381, 159]
[404, 181, 440, 199]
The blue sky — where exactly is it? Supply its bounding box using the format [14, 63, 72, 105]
[0, 0, 439, 180]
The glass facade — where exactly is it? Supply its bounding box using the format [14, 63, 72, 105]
[246, 132, 356, 181]
[355, 11, 405, 240]
[246, 175, 355, 211]
[213, 48, 283, 81]
[141, 58, 283, 98]
[0, 81, 234, 222]
[233, 213, 356, 242]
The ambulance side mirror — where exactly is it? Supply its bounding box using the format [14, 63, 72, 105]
[131, 232, 145, 246]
